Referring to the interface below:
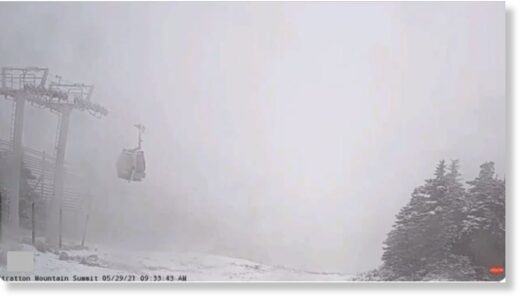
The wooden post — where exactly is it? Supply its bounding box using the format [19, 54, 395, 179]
[81, 211, 90, 247]
[59, 207, 63, 249]
[31, 200, 35, 245]
[38, 151, 45, 244]
[0, 191, 3, 242]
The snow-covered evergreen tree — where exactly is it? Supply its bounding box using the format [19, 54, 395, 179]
[372, 160, 505, 281]
[381, 160, 470, 280]
[458, 162, 505, 280]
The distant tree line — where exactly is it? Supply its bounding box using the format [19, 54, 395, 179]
[355, 160, 505, 281]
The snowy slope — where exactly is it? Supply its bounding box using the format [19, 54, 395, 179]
[0, 243, 352, 282]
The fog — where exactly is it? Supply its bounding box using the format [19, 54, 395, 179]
[0, 2, 505, 273]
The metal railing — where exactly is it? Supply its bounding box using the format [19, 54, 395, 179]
[0, 138, 87, 218]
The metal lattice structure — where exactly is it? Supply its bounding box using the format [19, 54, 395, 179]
[0, 139, 85, 211]
[0, 66, 107, 247]
[1, 67, 48, 90]
[0, 138, 88, 242]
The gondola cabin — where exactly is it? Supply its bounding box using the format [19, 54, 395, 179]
[116, 149, 146, 181]
[116, 124, 146, 182]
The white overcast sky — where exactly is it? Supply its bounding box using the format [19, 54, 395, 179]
[0, 2, 505, 273]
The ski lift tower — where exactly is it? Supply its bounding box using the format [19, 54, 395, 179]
[40, 81, 108, 248]
[1, 67, 107, 247]
[0, 67, 66, 233]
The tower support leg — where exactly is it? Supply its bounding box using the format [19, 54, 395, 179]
[9, 95, 26, 236]
[46, 108, 71, 248]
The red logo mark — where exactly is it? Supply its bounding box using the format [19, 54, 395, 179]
[489, 266, 505, 275]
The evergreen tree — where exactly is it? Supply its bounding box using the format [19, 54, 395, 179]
[382, 160, 469, 280]
[459, 162, 505, 280]
[361, 160, 505, 281]
[442, 160, 467, 251]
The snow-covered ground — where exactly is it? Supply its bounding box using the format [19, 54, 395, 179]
[0, 242, 352, 282]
